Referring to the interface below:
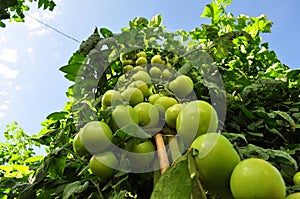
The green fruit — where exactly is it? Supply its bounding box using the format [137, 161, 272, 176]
[101, 90, 123, 109]
[128, 80, 149, 97]
[230, 158, 286, 199]
[149, 67, 162, 79]
[73, 130, 90, 157]
[168, 75, 193, 98]
[135, 57, 148, 65]
[148, 93, 162, 104]
[132, 71, 152, 84]
[154, 96, 178, 111]
[286, 193, 300, 199]
[191, 133, 241, 193]
[112, 105, 139, 131]
[162, 69, 172, 80]
[176, 100, 218, 145]
[126, 139, 155, 169]
[122, 59, 134, 66]
[293, 172, 300, 185]
[165, 104, 181, 129]
[137, 51, 147, 58]
[134, 102, 160, 128]
[123, 65, 134, 73]
[151, 55, 164, 64]
[89, 151, 118, 180]
[80, 121, 113, 154]
[122, 87, 144, 106]
[133, 66, 146, 72]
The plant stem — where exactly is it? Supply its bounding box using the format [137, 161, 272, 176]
[155, 133, 170, 174]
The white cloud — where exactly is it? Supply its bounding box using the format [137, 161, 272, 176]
[0, 48, 18, 63]
[0, 112, 4, 119]
[0, 64, 19, 79]
[0, 104, 9, 111]
[0, 36, 6, 45]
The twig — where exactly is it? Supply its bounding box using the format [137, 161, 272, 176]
[155, 133, 170, 174]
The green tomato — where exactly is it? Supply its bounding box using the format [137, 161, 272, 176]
[151, 55, 164, 64]
[168, 75, 194, 98]
[230, 158, 286, 199]
[128, 80, 149, 98]
[149, 66, 162, 79]
[123, 65, 134, 73]
[101, 90, 123, 109]
[133, 66, 146, 72]
[191, 133, 241, 194]
[148, 93, 162, 104]
[122, 87, 144, 106]
[135, 57, 148, 66]
[165, 104, 181, 129]
[89, 151, 118, 180]
[154, 96, 178, 111]
[286, 192, 300, 199]
[80, 121, 113, 154]
[132, 71, 152, 84]
[134, 102, 160, 128]
[73, 130, 90, 157]
[122, 59, 134, 66]
[293, 172, 300, 185]
[137, 51, 147, 58]
[112, 105, 139, 131]
[176, 100, 218, 145]
[162, 68, 172, 80]
[126, 139, 155, 169]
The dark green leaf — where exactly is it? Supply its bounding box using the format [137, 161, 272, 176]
[46, 111, 68, 120]
[100, 28, 113, 38]
[62, 181, 89, 199]
[151, 158, 192, 199]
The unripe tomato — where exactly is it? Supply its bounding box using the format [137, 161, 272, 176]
[230, 158, 286, 199]
[286, 192, 300, 199]
[154, 96, 178, 115]
[137, 51, 147, 58]
[112, 105, 139, 131]
[148, 93, 162, 104]
[89, 151, 118, 180]
[165, 104, 181, 129]
[101, 90, 123, 109]
[134, 102, 159, 128]
[123, 65, 134, 73]
[126, 139, 155, 169]
[191, 133, 241, 194]
[149, 67, 162, 79]
[293, 172, 300, 185]
[168, 75, 193, 98]
[151, 54, 164, 64]
[176, 100, 218, 146]
[80, 121, 113, 155]
[132, 71, 151, 84]
[128, 80, 149, 97]
[135, 57, 148, 66]
[73, 130, 90, 157]
[122, 87, 144, 106]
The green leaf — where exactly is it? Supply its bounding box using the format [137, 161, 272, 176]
[100, 27, 113, 38]
[62, 181, 89, 199]
[59, 63, 81, 76]
[24, 155, 44, 163]
[150, 158, 192, 199]
[46, 111, 69, 120]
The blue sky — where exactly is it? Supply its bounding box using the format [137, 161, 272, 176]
[0, 0, 299, 141]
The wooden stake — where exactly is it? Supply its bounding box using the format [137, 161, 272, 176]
[155, 133, 170, 174]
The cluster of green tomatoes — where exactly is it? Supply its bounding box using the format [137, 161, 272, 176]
[72, 50, 300, 198]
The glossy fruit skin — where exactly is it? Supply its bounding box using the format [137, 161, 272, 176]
[168, 75, 193, 98]
[162, 69, 172, 80]
[293, 172, 300, 185]
[73, 130, 90, 157]
[176, 100, 218, 146]
[134, 102, 159, 128]
[154, 96, 178, 112]
[165, 104, 181, 129]
[191, 133, 241, 193]
[137, 51, 147, 58]
[112, 105, 139, 131]
[101, 90, 123, 109]
[286, 192, 300, 199]
[151, 55, 164, 64]
[126, 139, 155, 169]
[230, 158, 286, 199]
[122, 87, 144, 106]
[149, 67, 162, 79]
[80, 121, 113, 155]
[128, 80, 149, 97]
[123, 65, 134, 73]
[132, 71, 152, 84]
[148, 93, 162, 104]
[135, 57, 148, 65]
[89, 151, 118, 180]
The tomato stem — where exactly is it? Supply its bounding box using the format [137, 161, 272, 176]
[155, 133, 170, 174]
